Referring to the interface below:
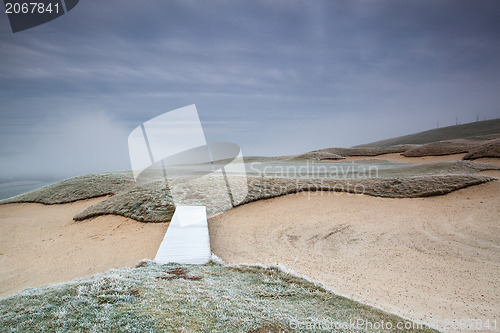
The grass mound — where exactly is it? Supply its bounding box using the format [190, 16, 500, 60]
[73, 181, 175, 223]
[1, 160, 497, 223]
[303, 137, 500, 160]
[401, 140, 473, 157]
[0, 172, 135, 205]
[0, 261, 437, 332]
[244, 174, 493, 201]
[464, 138, 500, 160]
[298, 145, 415, 158]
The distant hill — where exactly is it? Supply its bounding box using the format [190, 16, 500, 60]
[356, 118, 500, 148]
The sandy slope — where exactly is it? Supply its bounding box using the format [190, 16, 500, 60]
[209, 157, 500, 333]
[0, 197, 168, 298]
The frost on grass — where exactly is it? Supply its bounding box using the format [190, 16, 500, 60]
[0, 159, 497, 223]
[73, 181, 175, 223]
[0, 262, 438, 333]
[297, 145, 416, 158]
[0, 172, 135, 205]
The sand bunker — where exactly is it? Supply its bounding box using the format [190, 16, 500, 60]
[209, 162, 500, 332]
[0, 197, 168, 298]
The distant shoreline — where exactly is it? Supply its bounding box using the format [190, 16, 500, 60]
[0, 180, 56, 200]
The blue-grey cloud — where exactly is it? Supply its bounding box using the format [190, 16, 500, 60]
[1, 0, 499, 179]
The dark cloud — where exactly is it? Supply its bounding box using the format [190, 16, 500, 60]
[1, 0, 499, 178]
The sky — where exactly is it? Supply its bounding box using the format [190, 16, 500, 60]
[1, 0, 500, 180]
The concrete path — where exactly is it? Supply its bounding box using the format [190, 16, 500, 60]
[154, 205, 211, 265]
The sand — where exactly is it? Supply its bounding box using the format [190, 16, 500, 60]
[209, 156, 500, 332]
[0, 197, 168, 298]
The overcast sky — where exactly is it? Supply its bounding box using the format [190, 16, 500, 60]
[1, 0, 499, 179]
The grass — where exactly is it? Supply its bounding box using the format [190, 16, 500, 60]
[0, 160, 497, 223]
[0, 260, 438, 333]
[0, 172, 135, 205]
[297, 145, 415, 158]
[356, 118, 500, 147]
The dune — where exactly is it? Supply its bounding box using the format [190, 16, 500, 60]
[344, 153, 468, 163]
[297, 144, 415, 159]
[300, 137, 500, 161]
[355, 118, 500, 147]
[464, 138, 500, 160]
[401, 138, 500, 158]
[0, 197, 168, 298]
[209, 156, 500, 333]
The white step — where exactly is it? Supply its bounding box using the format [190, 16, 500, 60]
[154, 205, 211, 265]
